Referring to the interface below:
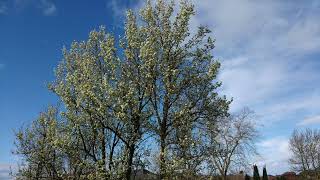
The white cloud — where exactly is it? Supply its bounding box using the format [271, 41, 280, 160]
[256, 137, 291, 175]
[218, 54, 320, 115]
[0, 164, 13, 180]
[253, 99, 320, 129]
[40, 0, 56, 16]
[190, 0, 320, 174]
[107, 0, 126, 20]
[191, 0, 320, 113]
[107, 0, 144, 21]
[13, 0, 57, 15]
[122, 0, 319, 174]
[298, 115, 320, 126]
[192, 0, 320, 56]
[0, 2, 8, 14]
[0, 4, 8, 15]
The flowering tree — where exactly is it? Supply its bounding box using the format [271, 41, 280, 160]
[137, 1, 230, 178]
[14, 0, 230, 179]
[14, 107, 65, 179]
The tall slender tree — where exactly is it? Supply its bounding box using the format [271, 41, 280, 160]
[50, 28, 125, 179]
[50, 25, 153, 179]
[137, 0, 230, 178]
[262, 166, 268, 180]
[253, 165, 260, 180]
[14, 107, 64, 179]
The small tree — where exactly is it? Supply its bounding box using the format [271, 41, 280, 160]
[288, 128, 320, 179]
[253, 165, 260, 180]
[262, 166, 268, 180]
[14, 107, 64, 180]
[206, 108, 258, 180]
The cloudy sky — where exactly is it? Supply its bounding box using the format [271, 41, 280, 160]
[192, 0, 320, 174]
[0, 0, 320, 179]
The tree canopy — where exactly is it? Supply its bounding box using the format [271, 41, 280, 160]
[14, 1, 267, 180]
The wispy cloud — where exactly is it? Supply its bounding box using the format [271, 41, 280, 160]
[0, 64, 5, 69]
[14, 0, 57, 15]
[106, 0, 143, 22]
[0, 164, 13, 180]
[191, 0, 320, 173]
[107, 0, 126, 20]
[256, 137, 290, 175]
[191, 0, 320, 117]
[0, 2, 8, 14]
[298, 115, 320, 126]
[39, 0, 56, 16]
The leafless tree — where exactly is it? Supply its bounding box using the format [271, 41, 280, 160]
[205, 108, 258, 180]
[289, 128, 320, 177]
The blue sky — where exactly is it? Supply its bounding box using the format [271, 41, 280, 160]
[0, 0, 320, 178]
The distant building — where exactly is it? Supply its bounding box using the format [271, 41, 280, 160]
[267, 171, 299, 180]
[267, 175, 276, 180]
[281, 172, 298, 180]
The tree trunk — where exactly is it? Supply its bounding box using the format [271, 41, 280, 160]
[159, 134, 166, 180]
[223, 168, 228, 180]
[109, 139, 116, 171]
[126, 145, 135, 180]
[159, 95, 169, 180]
[223, 174, 227, 180]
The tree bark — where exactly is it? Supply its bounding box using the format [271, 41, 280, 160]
[126, 145, 135, 180]
[159, 131, 166, 180]
[159, 95, 169, 180]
